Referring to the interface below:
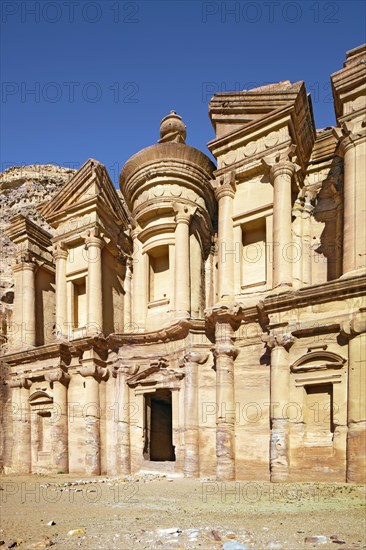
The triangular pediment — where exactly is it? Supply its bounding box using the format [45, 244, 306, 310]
[39, 158, 129, 229]
[208, 81, 315, 167]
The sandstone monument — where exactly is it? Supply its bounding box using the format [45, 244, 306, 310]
[0, 45, 365, 483]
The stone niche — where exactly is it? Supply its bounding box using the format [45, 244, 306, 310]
[289, 349, 347, 481]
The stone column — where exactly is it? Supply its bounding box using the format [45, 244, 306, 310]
[53, 243, 68, 339]
[291, 198, 303, 289]
[174, 203, 194, 317]
[45, 369, 70, 473]
[13, 254, 37, 347]
[339, 130, 366, 277]
[79, 349, 108, 475]
[214, 173, 236, 300]
[132, 229, 147, 330]
[267, 332, 294, 482]
[270, 161, 295, 289]
[115, 365, 133, 474]
[9, 377, 32, 473]
[181, 351, 208, 477]
[302, 192, 314, 287]
[342, 309, 366, 483]
[123, 257, 132, 331]
[85, 232, 104, 335]
[214, 321, 238, 481]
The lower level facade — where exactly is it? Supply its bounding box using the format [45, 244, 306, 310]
[2, 277, 366, 483]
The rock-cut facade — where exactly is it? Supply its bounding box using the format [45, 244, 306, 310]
[0, 45, 365, 483]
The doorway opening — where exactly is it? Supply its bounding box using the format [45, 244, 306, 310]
[143, 389, 175, 461]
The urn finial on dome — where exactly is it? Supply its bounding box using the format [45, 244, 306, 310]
[159, 110, 187, 144]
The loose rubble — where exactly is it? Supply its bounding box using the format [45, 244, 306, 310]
[305, 535, 329, 544]
[1, 477, 363, 549]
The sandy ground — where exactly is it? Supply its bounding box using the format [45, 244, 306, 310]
[0, 474, 365, 549]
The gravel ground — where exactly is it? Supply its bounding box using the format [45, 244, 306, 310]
[0, 474, 365, 549]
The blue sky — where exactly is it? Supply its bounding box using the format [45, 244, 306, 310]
[1, 0, 365, 184]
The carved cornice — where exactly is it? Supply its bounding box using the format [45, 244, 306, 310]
[2, 342, 72, 366]
[108, 318, 205, 346]
[262, 274, 366, 315]
[6, 214, 53, 254]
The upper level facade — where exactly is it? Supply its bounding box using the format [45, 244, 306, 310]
[1, 44, 365, 352]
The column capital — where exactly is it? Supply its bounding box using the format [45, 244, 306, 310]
[45, 368, 70, 386]
[263, 330, 295, 350]
[341, 309, 366, 338]
[85, 235, 105, 250]
[269, 160, 296, 181]
[180, 351, 209, 367]
[115, 363, 139, 377]
[212, 171, 236, 201]
[79, 364, 109, 380]
[334, 121, 366, 155]
[83, 227, 107, 249]
[205, 303, 244, 330]
[262, 144, 299, 182]
[79, 347, 109, 379]
[212, 343, 239, 359]
[131, 222, 142, 241]
[52, 242, 68, 261]
[8, 377, 32, 389]
[107, 350, 139, 376]
[173, 202, 196, 225]
[13, 251, 37, 272]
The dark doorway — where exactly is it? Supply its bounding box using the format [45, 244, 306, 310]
[143, 389, 175, 461]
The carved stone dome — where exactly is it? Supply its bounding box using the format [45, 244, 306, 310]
[120, 112, 216, 216]
[159, 111, 186, 143]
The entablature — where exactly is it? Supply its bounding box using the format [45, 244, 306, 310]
[6, 214, 54, 271]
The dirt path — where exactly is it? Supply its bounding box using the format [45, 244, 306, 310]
[1, 474, 365, 549]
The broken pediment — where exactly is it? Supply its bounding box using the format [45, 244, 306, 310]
[6, 214, 54, 270]
[39, 158, 130, 231]
[127, 358, 184, 388]
[208, 80, 315, 170]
